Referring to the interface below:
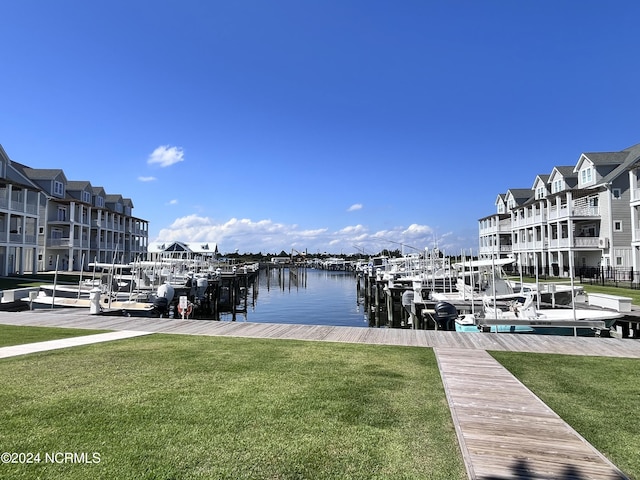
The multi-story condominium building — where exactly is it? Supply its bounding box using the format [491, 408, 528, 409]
[479, 143, 640, 281]
[0, 144, 148, 274]
[0, 145, 41, 275]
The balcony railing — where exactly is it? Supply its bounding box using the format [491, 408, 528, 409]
[511, 213, 547, 227]
[47, 237, 74, 247]
[574, 237, 600, 248]
[9, 201, 39, 215]
[548, 205, 599, 220]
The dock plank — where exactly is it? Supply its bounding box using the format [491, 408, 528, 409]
[1, 310, 640, 357]
[436, 347, 629, 479]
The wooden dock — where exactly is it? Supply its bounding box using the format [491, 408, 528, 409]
[0, 310, 638, 479]
[437, 348, 629, 479]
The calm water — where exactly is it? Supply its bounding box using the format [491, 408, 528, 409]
[219, 268, 371, 327]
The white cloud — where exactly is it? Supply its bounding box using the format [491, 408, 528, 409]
[166, 199, 178, 205]
[152, 215, 470, 255]
[339, 224, 366, 234]
[402, 223, 433, 237]
[138, 176, 157, 182]
[147, 145, 185, 167]
[347, 203, 363, 212]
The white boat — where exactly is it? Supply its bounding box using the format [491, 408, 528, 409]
[26, 290, 156, 314]
[39, 283, 96, 299]
[27, 292, 92, 308]
[454, 294, 623, 336]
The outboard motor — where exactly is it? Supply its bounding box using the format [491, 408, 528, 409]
[434, 301, 459, 331]
[157, 283, 175, 304]
[401, 290, 414, 316]
[153, 296, 169, 316]
[196, 277, 208, 301]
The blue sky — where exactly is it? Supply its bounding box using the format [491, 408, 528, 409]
[2, 1, 639, 256]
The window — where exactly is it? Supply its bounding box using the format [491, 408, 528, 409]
[57, 206, 66, 221]
[96, 196, 104, 208]
[612, 188, 622, 199]
[614, 221, 622, 232]
[82, 191, 91, 203]
[53, 181, 64, 196]
[580, 167, 593, 185]
[616, 256, 623, 266]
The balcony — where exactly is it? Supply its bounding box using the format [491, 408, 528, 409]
[10, 200, 38, 215]
[511, 213, 546, 228]
[47, 237, 74, 247]
[574, 237, 600, 248]
[545, 237, 600, 249]
[572, 206, 600, 218]
[548, 205, 599, 221]
[547, 238, 570, 249]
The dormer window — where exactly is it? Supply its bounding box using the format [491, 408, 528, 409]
[53, 181, 64, 196]
[82, 191, 91, 203]
[535, 186, 545, 199]
[96, 196, 104, 208]
[552, 179, 563, 194]
[580, 166, 593, 185]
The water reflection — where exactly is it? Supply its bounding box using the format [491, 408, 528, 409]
[218, 267, 370, 327]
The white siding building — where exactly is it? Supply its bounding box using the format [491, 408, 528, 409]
[479, 143, 640, 281]
[0, 144, 149, 273]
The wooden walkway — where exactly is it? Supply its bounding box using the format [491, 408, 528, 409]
[436, 348, 629, 479]
[0, 310, 638, 479]
[1, 309, 640, 357]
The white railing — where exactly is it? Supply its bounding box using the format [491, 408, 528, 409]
[572, 206, 599, 217]
[48, 237, 73, 247]
[574, 237, 599, 248]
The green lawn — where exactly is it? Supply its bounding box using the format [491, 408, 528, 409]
[3, 326, 638, 479]
[0, 335, 466, 480]
[0, 324, 109, 348]
[491, 351, 640, 479]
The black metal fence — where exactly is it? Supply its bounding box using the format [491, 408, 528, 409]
[504, 265, 639, 289]
[578, 266, 637, 288]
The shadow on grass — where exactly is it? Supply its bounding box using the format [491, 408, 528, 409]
[482, 458, 628, 479]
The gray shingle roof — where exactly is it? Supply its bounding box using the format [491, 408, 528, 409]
[506, 188, 533, 205]
[596, 143, 640, 186]
[22, 167, 65, 180]
[66, 180, 92, 190]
